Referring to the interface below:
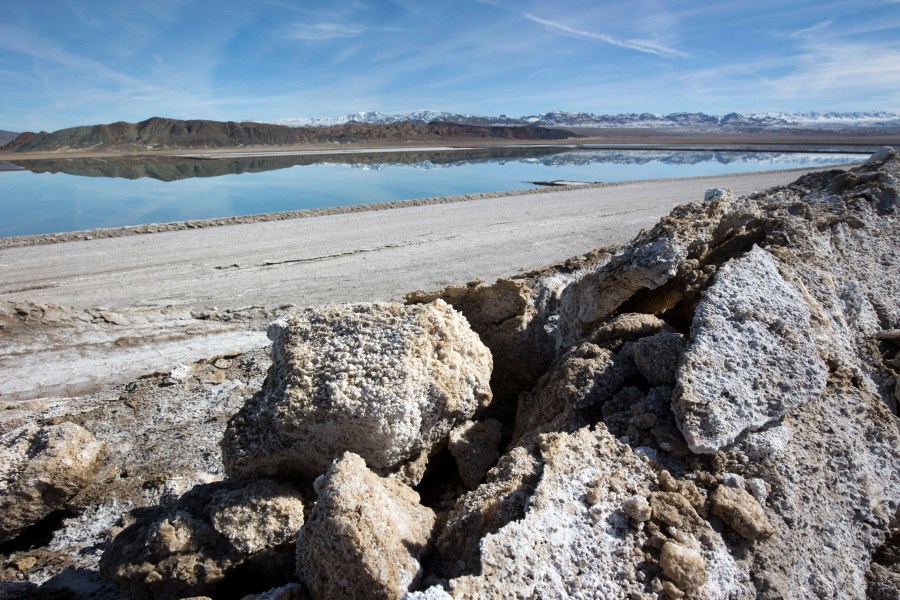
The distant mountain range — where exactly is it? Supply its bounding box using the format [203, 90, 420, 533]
[0, 117, 573, 153]
[257, 110, 900, 130]
[3, 111, 898, 155]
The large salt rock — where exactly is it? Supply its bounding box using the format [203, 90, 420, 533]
[222, 301, 492, 483]
[100, 478, 305, 600]
[296, 452, 435, 599]
[0, 422, 105, 543]
[557, 232, 687, 344]
[553, 194, 769, 348]
[434, 427, 741, 598]
[674, 246, 827, 453]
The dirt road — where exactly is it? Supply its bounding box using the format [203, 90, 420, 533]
[0, 167, 837, 311]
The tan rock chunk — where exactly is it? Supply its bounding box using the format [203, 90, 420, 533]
[513, 343, 632, 443]
[296, 452, 436, 600]
[0, 422, 105, 543]
[222, 300, 493, 484]
[448, 419, 504, 489]
[659, 541, 708, 591]
[100, 478, 304, 600]
[650, 492, 702, 531]
[589, 313, 671, 350]
[631, 331, 687, 386]
[709, 484, 776, 540]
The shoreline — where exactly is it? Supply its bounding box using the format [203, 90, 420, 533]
[0, 163, 858, 249]
[1, 133, 895, 161]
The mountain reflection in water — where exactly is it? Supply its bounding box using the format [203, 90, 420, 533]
[10, 148, 866, 183]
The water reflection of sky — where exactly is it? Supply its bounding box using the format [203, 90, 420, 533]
[0, 150, 866, 237]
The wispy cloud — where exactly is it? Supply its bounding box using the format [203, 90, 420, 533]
[760, 40, 900, 101]
[285, 22, 368, 41]
[285, 21, 411, 42]
[522, 13, 688, 58]
[787, 19, 833, 38]
[671, 35, 900, 112]
[0, 23, 149, 90]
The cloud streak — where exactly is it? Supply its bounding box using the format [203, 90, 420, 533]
[285, 22, 368, 41]
[787, 19, 833, 38]
[522, 13, 688, 58]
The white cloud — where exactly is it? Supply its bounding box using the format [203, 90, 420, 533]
[522, 13, 688, 58]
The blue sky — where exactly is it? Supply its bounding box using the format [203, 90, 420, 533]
[1, 0, 899, 132]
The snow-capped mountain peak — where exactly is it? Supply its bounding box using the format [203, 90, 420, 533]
[251, 110, 900, 130]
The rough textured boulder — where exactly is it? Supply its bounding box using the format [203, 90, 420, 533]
[631, 330, 686, 386]
[673, 246, 828, 453]
[512, 342, 634, 444]
[0, 422, 105, 543]
[222, 301, 492, 483]
[553, 179, 774, 347]
[100, 479, 305, 600]
[556, 231, 688, 345]
[405, 253, 612, 416]
[296, 452, 435, 599]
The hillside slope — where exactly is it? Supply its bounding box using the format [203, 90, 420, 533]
[0, 130, 19, 146]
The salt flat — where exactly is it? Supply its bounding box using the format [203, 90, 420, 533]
[0, 167, 838, 311]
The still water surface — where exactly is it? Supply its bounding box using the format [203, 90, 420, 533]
[0, 148, 866, 237]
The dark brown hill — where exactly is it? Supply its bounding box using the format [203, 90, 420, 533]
[0, 117, 576, 153]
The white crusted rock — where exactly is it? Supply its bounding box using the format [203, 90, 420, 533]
[622, 495, 652, 522]
[866, 146, 897, 164]
[704, 187, 736, 203]
[222, 300, 492, 483]
[243, 583, 309, 600]
[208, 480, 307, 555]
[296, 452, 435, 600]
[0, 422, 105, 543]
[445, 427, 742, 599]
[673, 246, 827, 453]
[557, 233, 687, 344]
